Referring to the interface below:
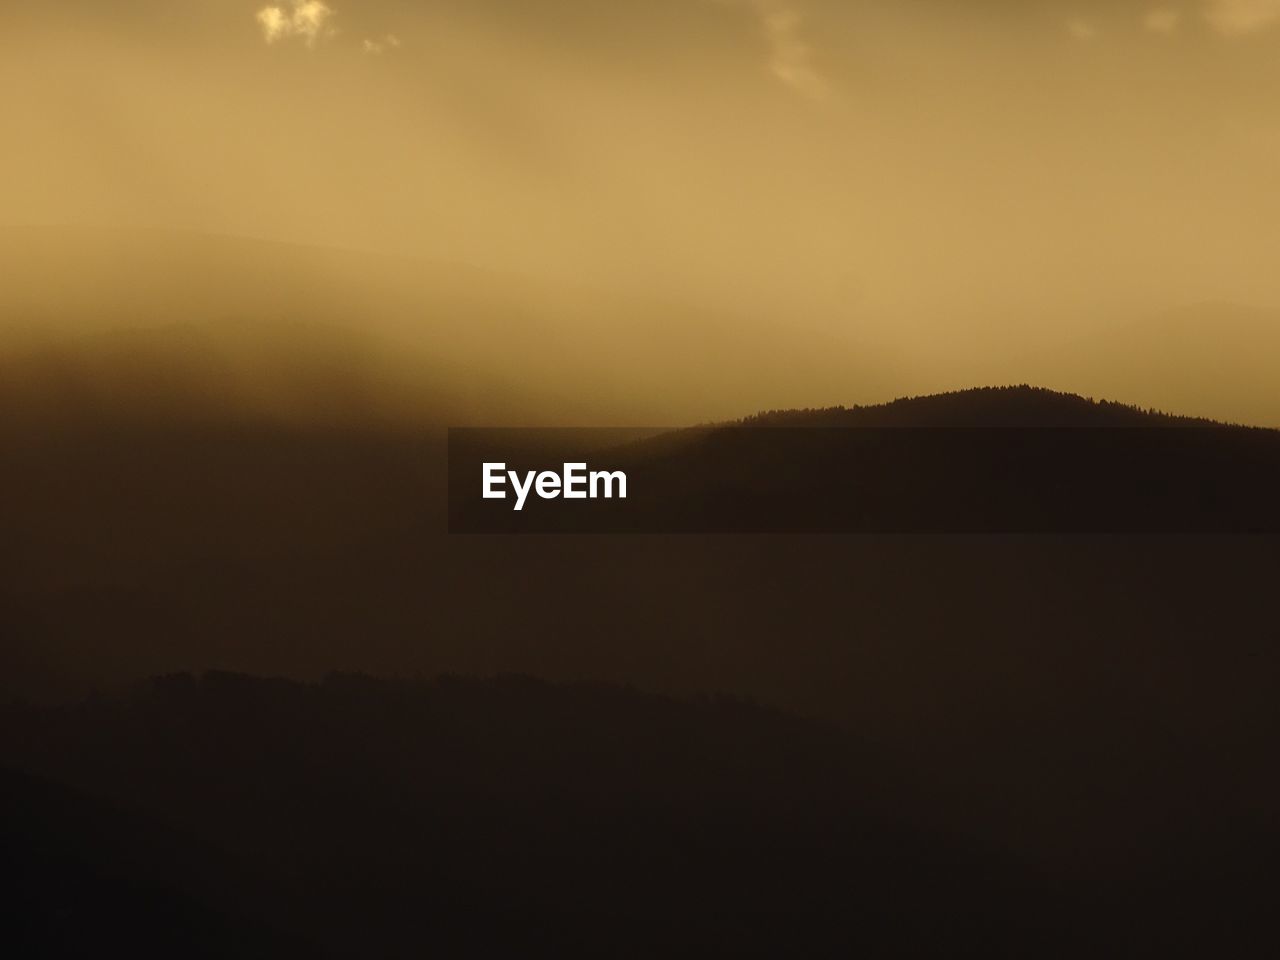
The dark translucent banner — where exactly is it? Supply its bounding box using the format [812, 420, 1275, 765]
[448, 427, 1280, 534]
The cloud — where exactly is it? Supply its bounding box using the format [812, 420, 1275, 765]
[363, 34, 402, 56]
[1143, 8, 1182, 33]
[712, 1, 826, 99]
[256, 1, 336, 47]
[1066, 18, 1099, 41]
[1204, 0, 1280, 34]
[757, 3, 827, 100]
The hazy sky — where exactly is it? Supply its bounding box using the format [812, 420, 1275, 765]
[4, 1, 1280, 351]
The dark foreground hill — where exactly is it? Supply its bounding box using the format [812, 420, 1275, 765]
[0, 673, 1024, 957]
[1, 766, 312, 958]
[3, 671, 1272, 958]
[2, 385, 1278, 956]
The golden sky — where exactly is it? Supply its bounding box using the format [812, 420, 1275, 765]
[2, 1, 1279, 421]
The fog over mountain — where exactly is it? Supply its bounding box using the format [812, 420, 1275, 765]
[3, 227, 1278, 428]
[4, 1, 1280, 426]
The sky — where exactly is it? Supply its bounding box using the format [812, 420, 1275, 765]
[2, 1, 1279, 417]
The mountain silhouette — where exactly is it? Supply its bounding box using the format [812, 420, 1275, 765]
[725, 384, 1226, 427]
[451, 386, 1280, 533]
[3, 382, 1278, 955]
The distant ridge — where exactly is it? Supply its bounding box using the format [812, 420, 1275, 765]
[451, 385, 1280, 533]
[730, 385, 1252, 429]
